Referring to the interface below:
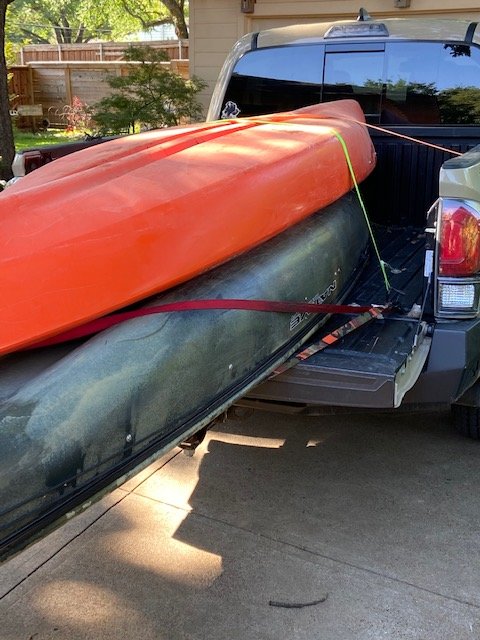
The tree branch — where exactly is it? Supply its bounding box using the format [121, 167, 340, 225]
[18, 28, 51, 45]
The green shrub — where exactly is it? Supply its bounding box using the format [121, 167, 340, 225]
[92, 46, 206, 134]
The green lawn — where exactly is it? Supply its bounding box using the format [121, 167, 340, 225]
[14, 129, 85, 151]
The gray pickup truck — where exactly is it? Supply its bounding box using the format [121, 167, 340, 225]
[8, 12, 480, 438]
[205, 11, 480, 437]
[3, 10, 480, 559]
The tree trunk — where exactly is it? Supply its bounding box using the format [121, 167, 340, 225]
[0, 0, 15, 181]
[161, 0, 188, 39]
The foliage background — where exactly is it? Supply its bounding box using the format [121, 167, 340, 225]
[93, 45, 204, 134]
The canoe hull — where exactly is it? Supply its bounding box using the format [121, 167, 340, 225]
[0, 100, 375, 354]
[0, 193, 368, 557]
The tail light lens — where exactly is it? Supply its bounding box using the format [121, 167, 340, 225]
[23, 150, 51, 174]
[436, 198, 480, 318]
[439, 199, 480, 276]
[11, 150, 51, 179]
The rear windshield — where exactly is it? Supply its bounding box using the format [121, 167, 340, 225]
[221, 40, 480, 125]
[384, 42, 480, 125]
[220, 45, 323, 118]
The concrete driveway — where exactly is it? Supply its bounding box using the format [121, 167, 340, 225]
[1, 408, 479, 639]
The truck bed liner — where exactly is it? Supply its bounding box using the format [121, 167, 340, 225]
[247, 225, 430, 409]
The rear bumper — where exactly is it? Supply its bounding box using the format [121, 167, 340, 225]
[247, 317, 480, 409]
[405, 318, 480, 405]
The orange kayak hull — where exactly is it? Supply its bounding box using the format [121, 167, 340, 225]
[0, 100, 375, 355]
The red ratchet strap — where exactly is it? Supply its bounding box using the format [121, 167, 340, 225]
[29, 299, 386, 349]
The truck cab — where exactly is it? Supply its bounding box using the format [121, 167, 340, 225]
[207, 10, 480, 437]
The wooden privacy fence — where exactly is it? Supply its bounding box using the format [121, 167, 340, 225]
[9, 59, 190, 129]
[17, 40, 189, 63]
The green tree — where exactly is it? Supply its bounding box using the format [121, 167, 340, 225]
[6, 0, 137, 44]
[1, 0, 15, 180]
[92, 45, 204, 134]
[119, 0, 189, 39]
[7, 0, 189, 45]
[4, 39, 15, 65]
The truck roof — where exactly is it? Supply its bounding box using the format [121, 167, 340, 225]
[257, 17, 480, 49]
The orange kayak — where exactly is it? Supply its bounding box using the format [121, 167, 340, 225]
[0, 100, 375, 355]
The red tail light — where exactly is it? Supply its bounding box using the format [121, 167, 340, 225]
[23, 150, 50, 175]
[439, 199, 480, 276]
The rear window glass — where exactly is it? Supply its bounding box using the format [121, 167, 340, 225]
[323, 50, 384, 121]
[384, 42, 480, 125]
[220, 45, 324, 118]
[221, 41, 480, 125]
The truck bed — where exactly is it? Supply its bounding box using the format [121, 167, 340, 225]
[247, 225, 430, 409]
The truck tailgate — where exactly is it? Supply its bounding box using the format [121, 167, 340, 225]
[247, 226, 432, 409]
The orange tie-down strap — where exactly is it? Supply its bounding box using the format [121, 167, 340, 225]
[27, 299, 390, 351]
[264, 111, 463, 157]
[269, 304, 388, 378]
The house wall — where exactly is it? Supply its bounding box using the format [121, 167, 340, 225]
[190, 0, 480, 114]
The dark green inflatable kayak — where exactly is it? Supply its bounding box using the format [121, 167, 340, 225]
[0, 192, 368, 558]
